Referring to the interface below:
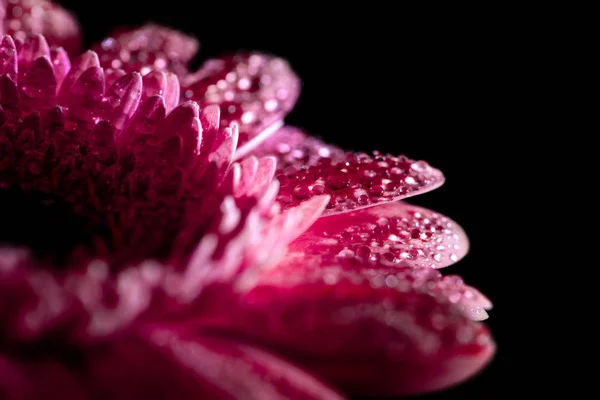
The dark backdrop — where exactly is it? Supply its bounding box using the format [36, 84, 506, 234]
[57, 1, 521, 398]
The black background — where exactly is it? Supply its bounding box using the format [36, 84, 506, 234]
[56, 1, 525, 398]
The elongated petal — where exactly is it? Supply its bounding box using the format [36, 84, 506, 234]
[286, 201, 469, 269]
[1, 331, 343, 399]
[198, 273, 494, 397]
[276, 150, 444, 215]
[143, 330, 345, 400]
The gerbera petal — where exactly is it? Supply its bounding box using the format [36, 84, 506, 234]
[248, 125, 346, 169]
[50, 46, 70, 87]
[140, 71, 181, 113]
[92, 24, 199, 76]
[17, 34, 49, 73]
[0, 35, 17, 82]
[234, 155, 277, 198]
[102, 71, 143, 130]
[283, 201, 469, 269]
[276, 150, 444, 215]
[57, 50, 100, 103]
[182, 52, 300, 152]
[21, 54, 56, 113]
[199, 271, 494, 396]
[1, 0, 81, 55]
[144, 330, 345, 400]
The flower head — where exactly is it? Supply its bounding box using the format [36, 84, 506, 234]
[0, 10, 494, 399]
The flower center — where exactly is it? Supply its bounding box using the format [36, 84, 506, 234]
[0, 187, 111, 265]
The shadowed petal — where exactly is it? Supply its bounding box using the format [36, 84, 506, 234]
[197, 273, 494, 397]
[143, 329, 345, 400]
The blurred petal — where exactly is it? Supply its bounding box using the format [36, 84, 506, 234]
[92, 24, 198, 76]
[88, 329, 345, 399]
[198, 267, 494, 396]
[2, 0, 81, 54]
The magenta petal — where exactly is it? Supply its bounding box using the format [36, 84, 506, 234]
[93, 24, 199, 76]
[234, 155, 277, 198]
[21, 56, 56, 112]
[65, 66, 105, 124]
[276, 150, 445, 215]
[286, 201, 469, 269]
[103, 72, 142, 130]
[17, 34, 50, 74]
[143, 329, 345, 400]
[57, 50, 100, 103]
[50, 46, 70, 88]
[248, 125, 346, 170]
[0, 35, 17, 83]
[200, 274, 494, 397]
[182, 52, 300, 150]
[2, 0, 82, 55]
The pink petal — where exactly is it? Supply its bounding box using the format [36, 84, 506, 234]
[143, 329, 345, 400]
[248, 125, 346, 169]
[276, 150, 445, 215]
[20, 55, 56, 112]
[0, 35, 17, 82]
[17, 34, 49, 74]
[285, 201, 469, 269]
[234, 155, 277, 198]
[57, 50, 100, 104]
[2, 330, 343, 399]
[92, 24, 199, 76]
[2, 0, 81, 55]
[198, 272, 494, 397]
[182, 53, 300, 152]
[102, 71, 143, 130]
[49, 46, 70, 87]
[64, 66, 105, 124]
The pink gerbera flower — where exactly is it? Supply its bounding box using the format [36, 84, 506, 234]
[0, 3, 494, 399]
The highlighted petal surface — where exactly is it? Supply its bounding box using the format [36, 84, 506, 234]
[285, 201, 469, 269]
[183, 53, 300, 151]
[276, 150, 445, 215]
[93, 24, 198, 76]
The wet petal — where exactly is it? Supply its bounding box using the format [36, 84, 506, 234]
[248, 125, 345, 169]
[183, 53, 300, 152]
[199, 272, 494, 397]
[276, 150, 444, 215]
[93, 24, 199, 76]
[3, 0, 81, 55]
[286, 201, 469, 269]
